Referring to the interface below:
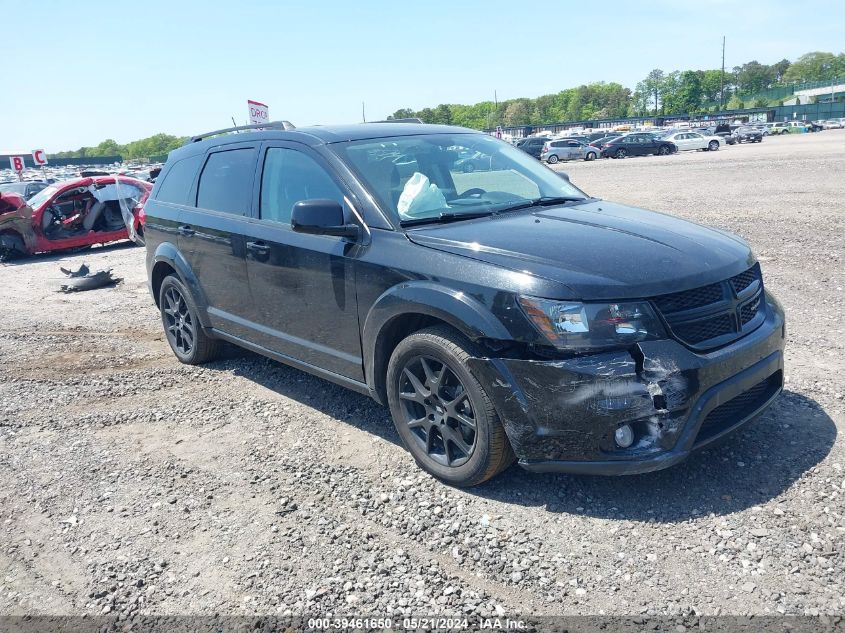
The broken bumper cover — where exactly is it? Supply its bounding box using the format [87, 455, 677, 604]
[467, 292, 785, 475]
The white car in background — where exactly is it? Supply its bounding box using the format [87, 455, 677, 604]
[661, 130, 722, 152]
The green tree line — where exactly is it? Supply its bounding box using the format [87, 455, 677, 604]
[49, 133, 187, 161]
[390, 51, 845, 128]
[49, 51, 844, 155]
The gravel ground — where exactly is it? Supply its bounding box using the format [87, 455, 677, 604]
[0, 131, 843, 621]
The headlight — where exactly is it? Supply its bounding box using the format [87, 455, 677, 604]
[518, 296, 667, 351]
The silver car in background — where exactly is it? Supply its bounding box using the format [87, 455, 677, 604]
[541, 138, 599, 163]
[662, 130, 722, 152]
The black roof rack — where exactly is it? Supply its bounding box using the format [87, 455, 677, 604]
[185, 120, 296, 145]
[369, 118, 424, 124]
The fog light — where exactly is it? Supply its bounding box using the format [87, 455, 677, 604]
[614, 424, 635, 448]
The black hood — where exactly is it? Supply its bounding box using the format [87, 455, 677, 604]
[405, 200, 756, 300]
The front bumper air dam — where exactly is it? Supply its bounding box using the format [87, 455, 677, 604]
[466, 295, 785, 475]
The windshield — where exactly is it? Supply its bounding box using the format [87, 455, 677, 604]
[333, 133, 588, 225]
[25, 184, 60, 209]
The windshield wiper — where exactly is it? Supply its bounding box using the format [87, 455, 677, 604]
[399, 210, 494, 227]
[399, 196, 587, 227]
[490, 195, 587, 214]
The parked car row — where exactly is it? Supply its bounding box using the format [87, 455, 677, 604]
[515, 116, 844, 165]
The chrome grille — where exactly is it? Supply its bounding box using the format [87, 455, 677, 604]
[652, 264, 765, 350]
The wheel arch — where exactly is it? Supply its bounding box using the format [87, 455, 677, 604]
[362, 282, 512, 405]
[151, 242, 212, 327]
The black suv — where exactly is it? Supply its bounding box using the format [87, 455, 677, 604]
[145, 122, 785, 486]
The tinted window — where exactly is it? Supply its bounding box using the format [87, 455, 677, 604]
[196, 149, 255, 214]
[155, 154, 203, 205]
[259, 148, 344, 225]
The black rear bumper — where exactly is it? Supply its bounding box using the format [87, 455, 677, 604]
[467, 292, 785, 475]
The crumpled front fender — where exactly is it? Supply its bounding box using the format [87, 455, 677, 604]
[466, 297, 785, 469]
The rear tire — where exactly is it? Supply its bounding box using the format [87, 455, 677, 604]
[386, 325, 515, 487]
[159, 274, 220, 365]
[547, 154, 559, 164]
[0, 231, 27, 261]
[615, 148, 627, 158]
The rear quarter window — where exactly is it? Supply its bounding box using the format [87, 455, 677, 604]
[154, 154, 203, 205]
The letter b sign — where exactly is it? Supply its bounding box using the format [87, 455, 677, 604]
[10, 156, 24, 172]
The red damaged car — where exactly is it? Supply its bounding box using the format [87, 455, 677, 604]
[0, 175, 151, 260]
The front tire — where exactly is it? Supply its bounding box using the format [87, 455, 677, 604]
[585, 151, 597, 161]
[708, 140, 719, 151]
[386, 326, 515, 487]
[658, 145, 671, 155]
[159, 275, 220, 365]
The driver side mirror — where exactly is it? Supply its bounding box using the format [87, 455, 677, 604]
[291, 199, 360, 239]
[558, 172, 570, 181]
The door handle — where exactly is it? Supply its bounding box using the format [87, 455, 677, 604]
[246, 241, 270, 253]
[178, 225, 195, 236]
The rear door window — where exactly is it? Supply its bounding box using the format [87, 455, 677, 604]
[196, 148, 256, 215]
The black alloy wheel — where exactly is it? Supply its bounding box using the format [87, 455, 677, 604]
[163, 285, 195, 357]
[658, 145, 671, 155]
[386, 325, 514, 486]
[397, 355, 477, 468]
[708, 140, 719, 151]
[615, 148, 627, 158]
[159, 275, 220, 364]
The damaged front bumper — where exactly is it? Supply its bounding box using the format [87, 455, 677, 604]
[467, 292, 785, 475]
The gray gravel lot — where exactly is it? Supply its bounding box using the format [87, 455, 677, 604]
[1, 131, 843, 620]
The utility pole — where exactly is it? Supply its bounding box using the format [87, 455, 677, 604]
[720, 36, 726, 110]
[362, 102, 366, 123]
[494, 90, 498, 126]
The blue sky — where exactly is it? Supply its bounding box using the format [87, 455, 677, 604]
[1, 0, 842, 152]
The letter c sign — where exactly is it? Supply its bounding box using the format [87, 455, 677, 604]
[32, 149, 48, 166]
